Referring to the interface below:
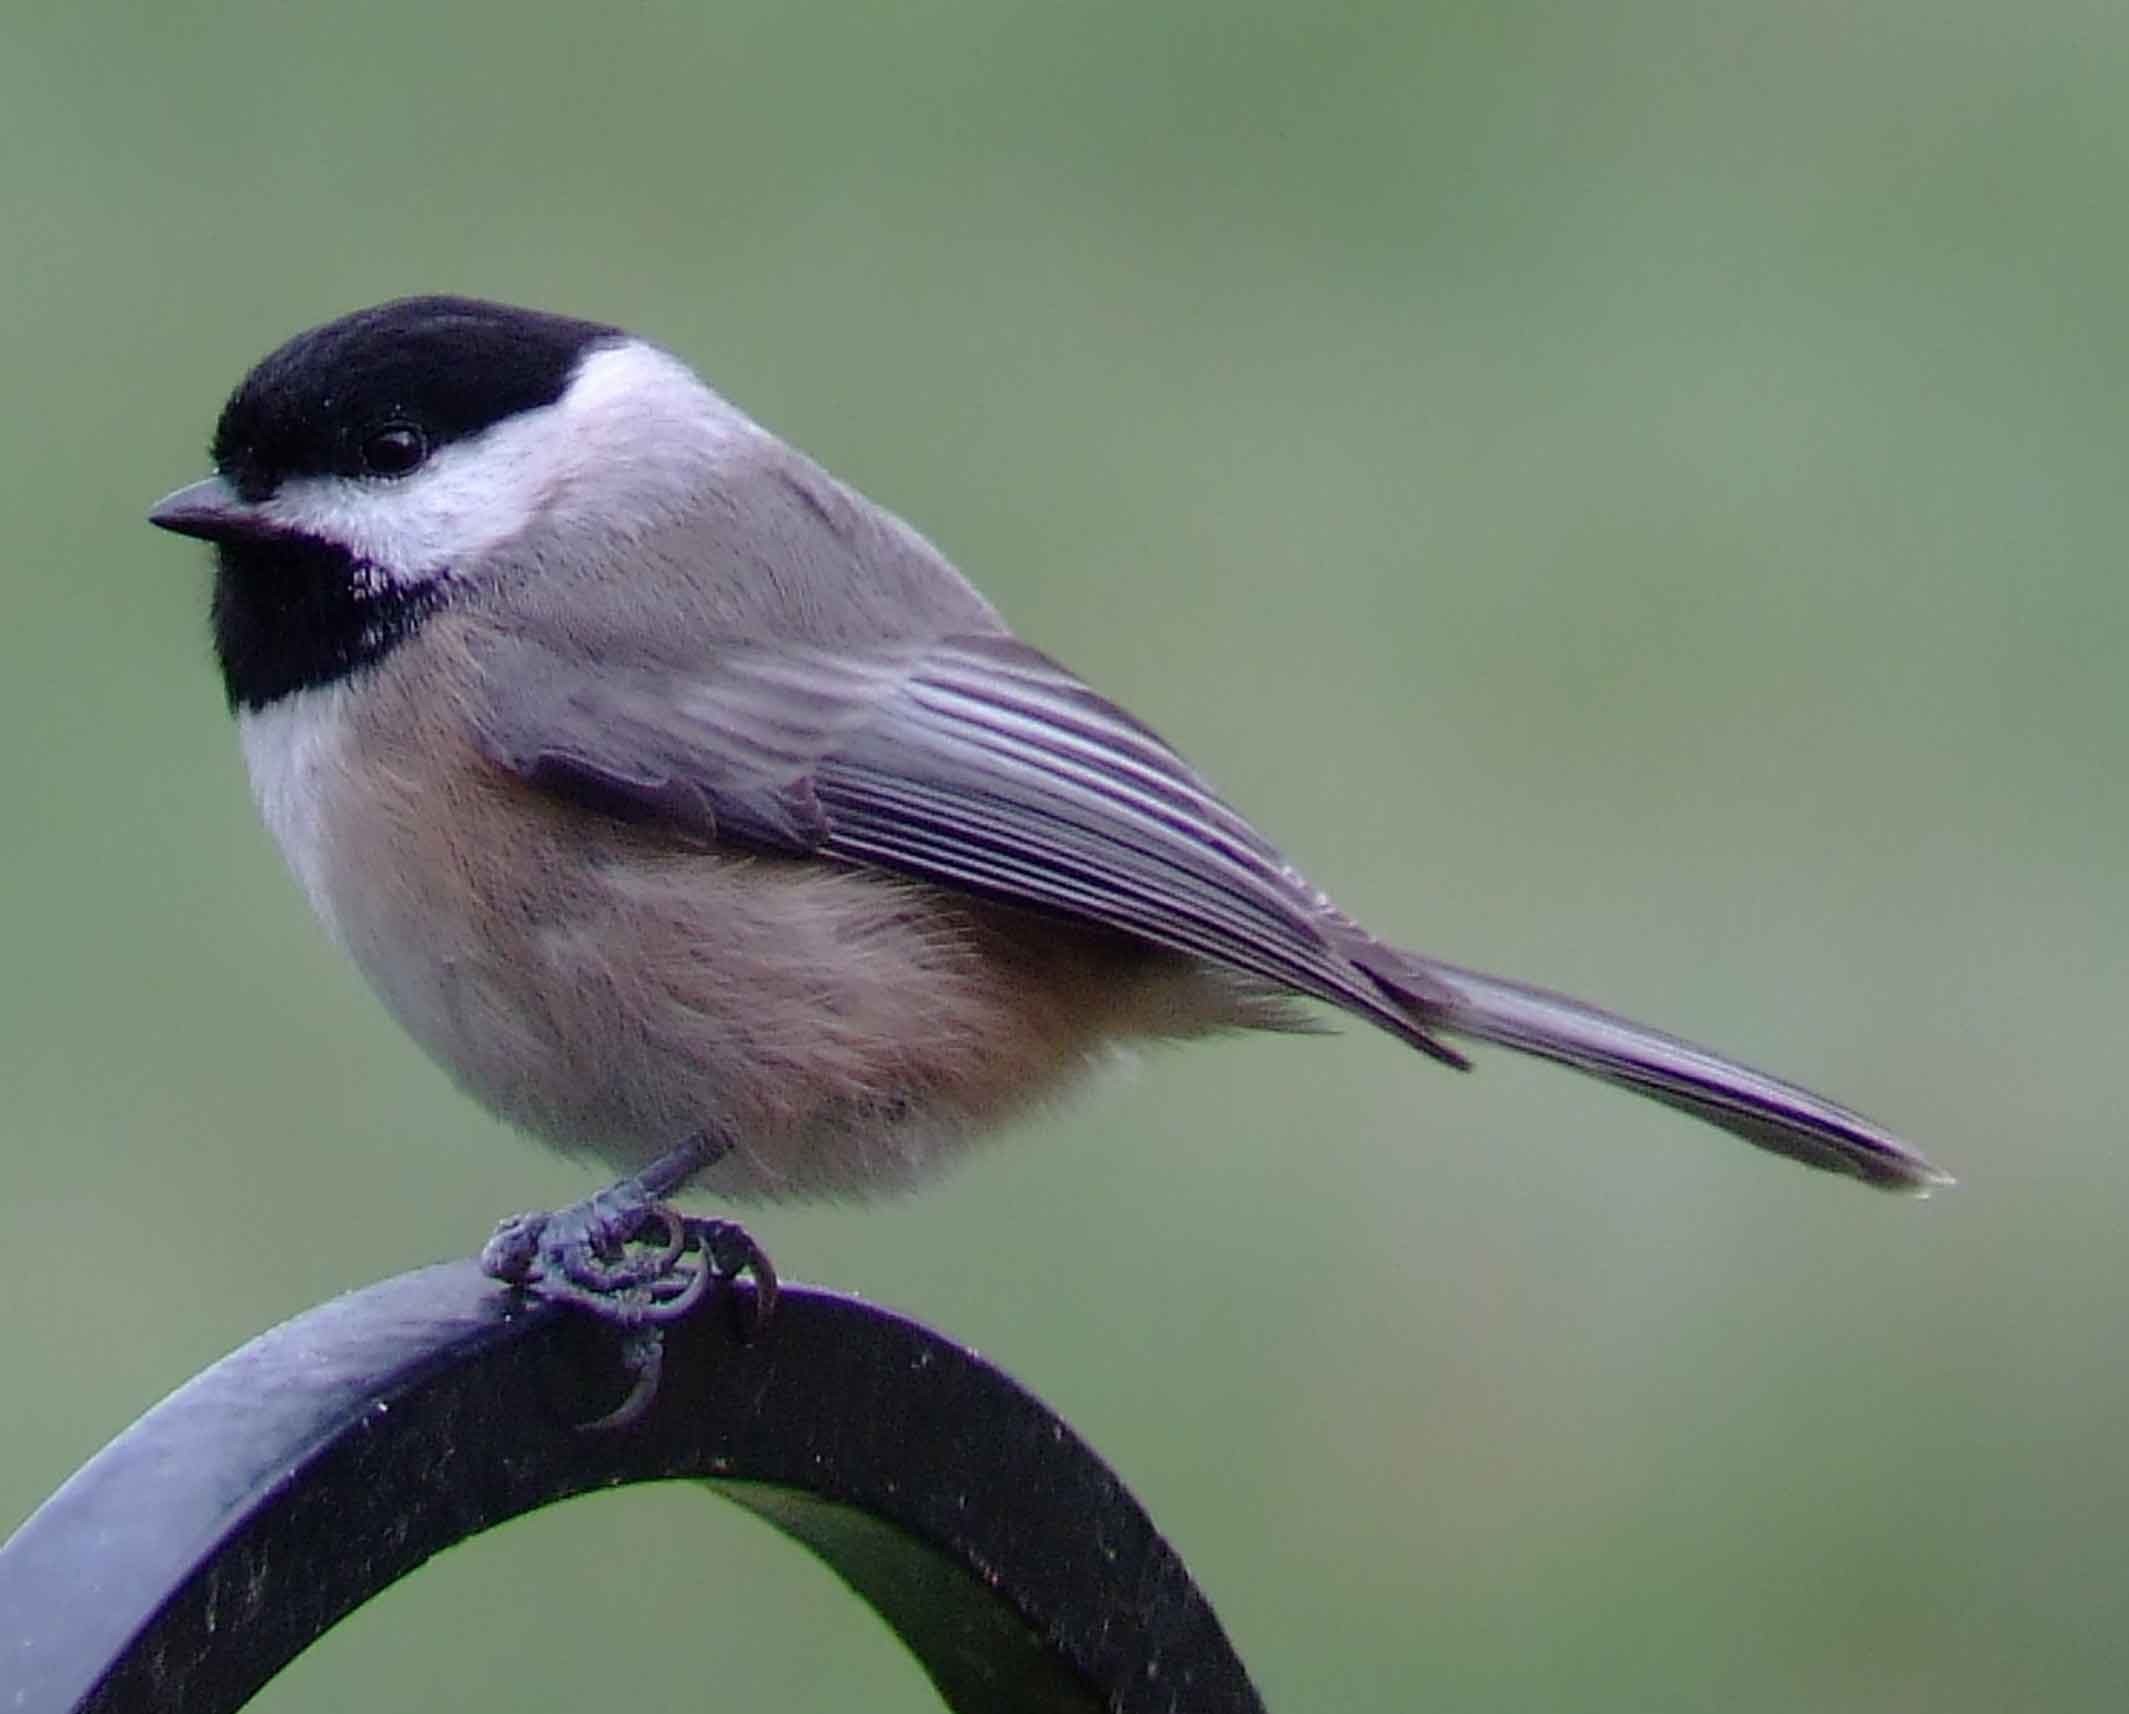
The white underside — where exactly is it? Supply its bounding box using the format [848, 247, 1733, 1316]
[237, 684, 354, 948]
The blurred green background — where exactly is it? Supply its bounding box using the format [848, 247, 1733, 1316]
[3, 2, 2124, 1708]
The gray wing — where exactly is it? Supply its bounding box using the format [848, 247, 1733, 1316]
[470, 629, 1469, 1064]
[471, 629, 1948, 1192]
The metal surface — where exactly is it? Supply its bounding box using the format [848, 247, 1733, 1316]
[0, 1263, 1264, 1713]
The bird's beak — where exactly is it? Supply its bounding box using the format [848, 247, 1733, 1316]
[148, 476, 277, 545]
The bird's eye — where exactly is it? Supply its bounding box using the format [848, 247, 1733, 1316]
[359, 423, 429, 478]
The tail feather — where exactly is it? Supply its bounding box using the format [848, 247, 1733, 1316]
[1364, 951, 1949, 1193]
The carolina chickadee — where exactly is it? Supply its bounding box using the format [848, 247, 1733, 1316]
[149, 296, 1945, 1317]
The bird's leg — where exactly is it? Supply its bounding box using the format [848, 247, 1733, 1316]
[480, 1129, 779, 1333]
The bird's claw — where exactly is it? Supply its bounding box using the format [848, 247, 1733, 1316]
[480, 1198, 779, 1334]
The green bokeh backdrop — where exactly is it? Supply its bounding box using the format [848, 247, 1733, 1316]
[4, 3, 2124, 1709]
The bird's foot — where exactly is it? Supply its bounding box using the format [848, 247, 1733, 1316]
[481, 1187, 778, 1333]
[477, 1134, 773, 1429]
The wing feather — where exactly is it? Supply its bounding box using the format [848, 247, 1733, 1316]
[468, 626, 1948, 1189]
[470, 629, 1465, 1061]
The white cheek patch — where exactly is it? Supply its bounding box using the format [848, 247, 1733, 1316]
[259, 416, 562, 587]
[253, 341, 761, 586]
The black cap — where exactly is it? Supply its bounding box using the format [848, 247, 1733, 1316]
[209, 295, 623, 500]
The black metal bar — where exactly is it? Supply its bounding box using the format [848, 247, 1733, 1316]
[0, 1263, 1264, 1714]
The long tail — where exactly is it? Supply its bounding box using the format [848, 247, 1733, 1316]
[1361, 949, 1949, 1193]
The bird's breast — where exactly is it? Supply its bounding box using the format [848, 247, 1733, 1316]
[236, 682, 360, 951]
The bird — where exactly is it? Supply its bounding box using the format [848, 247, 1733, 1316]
[148, 294, 1946, 1329]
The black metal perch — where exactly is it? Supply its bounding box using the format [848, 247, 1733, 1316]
[0, 1263, 1265, 1713]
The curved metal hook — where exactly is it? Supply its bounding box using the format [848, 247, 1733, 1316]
[0, 1263, 1264, 1713]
